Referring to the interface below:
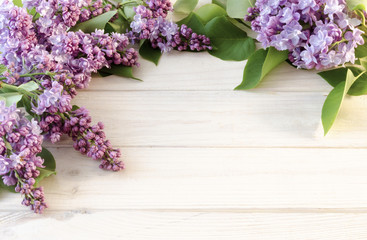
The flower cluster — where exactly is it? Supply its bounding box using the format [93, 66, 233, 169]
[51, 29, 139, 89]
[0, 101, 47, 213]
[80, 0, 113, 22]
[0, 0, 138, 89]
[146, 0, 172, 18]
[33, 81, 72, 115]
[66, 107, 124, 171]
[246, 0, 365, 69]
[36, 102, 125, 171]
[129, 3, 212, 52]
[0, 0, 127, 184]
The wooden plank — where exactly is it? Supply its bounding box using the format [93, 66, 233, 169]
[2, 147, 367, 210]
[49, 91, 367, 148]
[89, 53, 330, 92]
[2, 211, 367, 239]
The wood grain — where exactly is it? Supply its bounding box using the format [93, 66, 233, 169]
[2, 211, 367, 240]
[48, 90, 367, 148]
[2, 147, 367, 211]
[89, 53, 330, 92]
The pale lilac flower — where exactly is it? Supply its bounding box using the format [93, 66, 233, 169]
[129, 2, 212, 52]
[247, 0, 364, 69]
[0, 156, 12, 175]
[324, 0, 344, 19]
[0, 102, 47, 213]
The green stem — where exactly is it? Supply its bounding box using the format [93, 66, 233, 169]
[357, 10, 366, 27]
[0, 72, 50, 81]
[0, 82, 36, 98]
[237, 19, 251, 29]
[356, 71, 366, 79]
[118, 0, 139, 7]
[0, 83, 19, 91]
[329, 39, 347, 49]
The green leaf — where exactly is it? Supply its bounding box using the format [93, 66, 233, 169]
[0, 65, 6, 73]
[29, 7, 37, 17]
[22, 95, 33, 115]
[105, 10, 129, 34]
[177, 13, 206, 35]
[0, 93, 23, 107]
[0, 181, 16, 193]
[322, 70, 357, 135]
[18, 81, 39, 92]
[35, 147, 56, 186]
[70, 10, 117, 33]
[235, 47, 288, 90]
[99, 65, 142, 81]
[205, 16, 255, 61]
[318, 66, 367, 96]
[38, 148, 56, 170]
[318, 67, 351, 87]
[194, 4, 227, 25]
[72, 105, 80, 111]
[174, 0, 199, 14]
[212, 0, 227, 9]
[349, 72, 367, 95]
[227, 0, 255, 18]
[105, 21, 128, 34]
[346, 0, 367, 10]
[360, 56, 367, 68]
[139, 40, 162, 65]
[13, 0, 23, 7]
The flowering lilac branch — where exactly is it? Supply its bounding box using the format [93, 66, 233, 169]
[246, 0, 365, 69]
[128, 2, 212, 52]
[0, 102, 47, 213]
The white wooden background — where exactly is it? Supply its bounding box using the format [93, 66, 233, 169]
[3, 1, 367, 239]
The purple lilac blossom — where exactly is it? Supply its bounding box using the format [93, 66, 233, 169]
[0, 101, 47, 213]
[33, 81, 71, 115]
[129, 3, 212, 52]
[146, 0, 172, 18]
[79, 0, 113, 22]
[0, 1, 127, 172]
[66, 107, 124, 171]
[37, 106, 124, 171]
[0, 0, 138, 88]
[246, 0, 365, 69]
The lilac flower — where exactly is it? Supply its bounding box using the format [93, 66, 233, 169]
[0, 156, 12, 175]
[33, 81, 70, 115]
[64, 107, 124, 171]
[324, 0, 344, 19]
[2, 174, 17, 186]
[247, 0, 365, 69]
[129, 3, 212, 53]
[0, 102, 47, 213]
[309, 29, 333, 52]
[344, 27, 364, 46]
[279, 7, 300, 24]
[0, 0, 138, 89]
[131, 14, 148, 33]
[146, 0, 172, 18]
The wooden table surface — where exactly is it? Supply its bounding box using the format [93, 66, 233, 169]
[2, 2, 367, 238]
